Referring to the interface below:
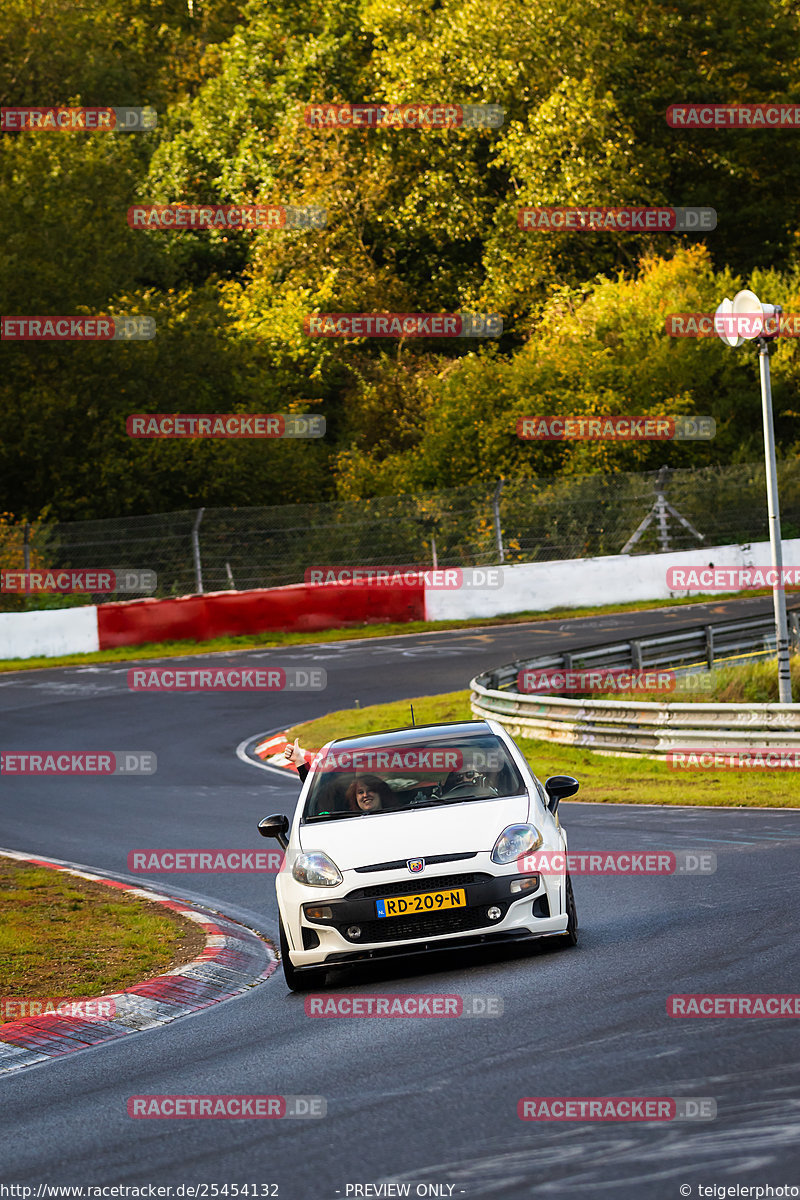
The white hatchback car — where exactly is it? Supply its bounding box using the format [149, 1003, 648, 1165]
[258, 719, 579, 990]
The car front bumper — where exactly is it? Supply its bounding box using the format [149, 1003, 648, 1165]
[278, 860, 569, 970]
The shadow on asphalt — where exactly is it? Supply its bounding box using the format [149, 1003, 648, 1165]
[275, 930, 588, 997]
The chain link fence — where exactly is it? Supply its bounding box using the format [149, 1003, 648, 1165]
[7, 460, 800, 606]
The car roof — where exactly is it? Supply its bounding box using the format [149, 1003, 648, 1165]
[324, 719, 496, 752]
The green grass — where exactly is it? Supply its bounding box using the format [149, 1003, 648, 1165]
[0, 592, 772, 673]
[284, 690, 800, 809]
[0, 858, 206, 998]
[581, 655, 800, 704]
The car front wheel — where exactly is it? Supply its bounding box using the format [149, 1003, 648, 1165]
[279, 918, 327, 992]
[564, 873, 578, 945]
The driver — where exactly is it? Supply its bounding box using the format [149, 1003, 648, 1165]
[440, 768, 496, 794]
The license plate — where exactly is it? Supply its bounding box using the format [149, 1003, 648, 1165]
[375, 888, 467, 918]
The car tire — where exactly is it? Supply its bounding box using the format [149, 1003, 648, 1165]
[279, 918, 326, 992]
[563, 873, 578, 945]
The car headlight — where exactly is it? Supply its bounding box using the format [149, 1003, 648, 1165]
[491, 824, 543, 864]
[292, 852, 343, 887]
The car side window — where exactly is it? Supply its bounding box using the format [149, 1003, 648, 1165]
[308, 777, 346, 817]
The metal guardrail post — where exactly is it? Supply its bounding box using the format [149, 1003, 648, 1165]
[790, 611, 800, 652]
[192, 507, 205, 595]
[705, 625, 714, 670]
[492, 479, 505, 564]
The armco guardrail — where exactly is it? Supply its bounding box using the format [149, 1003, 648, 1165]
[470, 611, 800, 757]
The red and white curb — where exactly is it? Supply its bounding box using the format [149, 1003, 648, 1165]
[0, 848, 278, 1075]
[253, 732, 294, 769]
[250, 732, 318, 771]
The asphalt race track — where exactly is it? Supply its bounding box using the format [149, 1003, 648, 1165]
[2, 596, 799, 1199]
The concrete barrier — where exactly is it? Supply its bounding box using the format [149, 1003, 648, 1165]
[424, 537, 800, 621]
[0, 605, 99, 659]
[96, 582, 425, 649]
[2, 536, 796, 659]
[0, 581, 425, 658]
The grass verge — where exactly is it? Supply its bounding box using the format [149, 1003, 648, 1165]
[283, 691, 800, 809]
[577, 656, 800, 704]
[0, 592, 775, 674]
[0, 857, 206, 998]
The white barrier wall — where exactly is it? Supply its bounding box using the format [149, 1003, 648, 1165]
[424, 538, 800, 621]
[0, 605, 99, 660]
[2, 537, 797, 658]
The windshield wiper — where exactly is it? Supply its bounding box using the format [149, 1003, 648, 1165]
[394, 797, 458, 811]
[417, 790, 508, 805]
[434, 794, 485, 804]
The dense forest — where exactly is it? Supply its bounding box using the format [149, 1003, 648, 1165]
[2, 0, 800, 521]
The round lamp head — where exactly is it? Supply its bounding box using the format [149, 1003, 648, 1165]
[715, 290, 780, 346]
[731, 289, 766, 341]
[714, 297, 740, 347]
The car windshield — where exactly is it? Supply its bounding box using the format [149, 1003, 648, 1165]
[302, 726, 525, 822]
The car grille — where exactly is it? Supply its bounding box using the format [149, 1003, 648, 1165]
[346, 872, 492, 901]
[354, 852, 477, 874]
[342, 906, 493, 942]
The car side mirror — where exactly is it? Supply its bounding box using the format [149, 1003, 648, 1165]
[544, 775, 579, 814]
[258, 813, 290, 850]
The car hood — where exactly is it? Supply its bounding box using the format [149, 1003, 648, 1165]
[298, 793, 531, 871]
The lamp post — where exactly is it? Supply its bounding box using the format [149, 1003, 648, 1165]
[715, 291, 791, 702]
